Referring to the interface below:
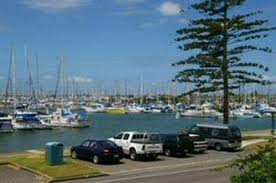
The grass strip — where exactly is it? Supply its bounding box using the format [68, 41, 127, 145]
[0, 155, 105, 182]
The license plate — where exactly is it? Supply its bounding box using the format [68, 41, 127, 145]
[114, 155, 119, 158]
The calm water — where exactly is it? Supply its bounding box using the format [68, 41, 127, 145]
[0, 113, 273, 153]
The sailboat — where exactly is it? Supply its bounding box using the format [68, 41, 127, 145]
[49, 58, 90, 128]
[6, 45, 50, 130]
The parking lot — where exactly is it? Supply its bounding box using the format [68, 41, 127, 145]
[79, 150, 240, 176]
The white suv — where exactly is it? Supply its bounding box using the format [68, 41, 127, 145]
[109, 131, 163, 160]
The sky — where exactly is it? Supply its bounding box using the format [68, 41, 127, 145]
[0, 0, 275, 94]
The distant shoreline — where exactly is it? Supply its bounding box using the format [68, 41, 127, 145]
[242, 130, 273, 136]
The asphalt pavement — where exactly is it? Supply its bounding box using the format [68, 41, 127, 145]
[0, 150, 240, 183]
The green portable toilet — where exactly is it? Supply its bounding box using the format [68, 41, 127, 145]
[45, 142, 64, 165]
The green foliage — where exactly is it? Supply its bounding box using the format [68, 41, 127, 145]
[173, 0, 275, 94]
[173, 0, 275, 123]
[226, 138, 276, 183]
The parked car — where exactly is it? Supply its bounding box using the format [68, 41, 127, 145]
[188, 124, 242, 151]
[188, 133, 208, 153]
[160, 133, 194, 156]
[70, 140, 124, 164]
[109, 131, 163, 160]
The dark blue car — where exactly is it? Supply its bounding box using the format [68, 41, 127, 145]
[70, 140, 124, 164]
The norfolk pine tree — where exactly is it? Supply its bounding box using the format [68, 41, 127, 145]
[173, 0, 276, 124]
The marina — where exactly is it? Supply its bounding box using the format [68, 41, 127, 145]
[0, 112, 273, 153]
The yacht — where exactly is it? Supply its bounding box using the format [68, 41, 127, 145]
[11, 111, 50, 130]
[0, 116, 14, 133]
[82, 103, 105, 113]
[256, 103, 276, 117]
[49, 108, 90, 128]
[180, 104, 222, 118]
[232, 105, 261, 118]
[127, 104, 143, 113]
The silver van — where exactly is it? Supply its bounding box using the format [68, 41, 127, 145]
[188, 124, 242, 151]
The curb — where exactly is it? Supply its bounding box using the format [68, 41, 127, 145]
[0, 161, 107, 183]
[241, 139, 268, 148]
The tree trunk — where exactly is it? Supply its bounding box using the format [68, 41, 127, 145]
[222, 1, 229, 124]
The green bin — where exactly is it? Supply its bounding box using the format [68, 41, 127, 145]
[45, 142, 64, 165]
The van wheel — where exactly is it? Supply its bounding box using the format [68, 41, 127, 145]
[93, 155, 100, 164]
[130, 148, 137, 160]
[71, 151, 78, 159]
[215, 143, 222, 151]
[150, 154, 158, 160]
[165, 149, 171, 156]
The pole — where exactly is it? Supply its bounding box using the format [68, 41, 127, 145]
[272, 112, 275, 135]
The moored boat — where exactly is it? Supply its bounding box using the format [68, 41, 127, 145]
[106, 107, 128, 114]
[0, 116, 14, 133]
[49, 108, 90, 128]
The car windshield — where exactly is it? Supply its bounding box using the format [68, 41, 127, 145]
[148, 134, 161, 142]
[230, 127, 241, 137]
[99, 141, 116, 148]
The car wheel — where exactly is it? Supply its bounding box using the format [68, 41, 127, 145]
[180, 152, 186, 157]
[130, 149, 137, 160]
[165, 149, 171, 156]
[215, 143, 222, 151]
[151, 154, 158, 160]
[113, 159, 120, 164]
[93, 155, 100, 164]
[71, 151, 78, 159]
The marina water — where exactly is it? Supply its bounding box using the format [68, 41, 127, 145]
[0, 113, 272, 153]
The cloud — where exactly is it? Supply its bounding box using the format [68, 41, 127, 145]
[158, 1, 182, 16]
[69, 76, 92, 83]
[22, 0, 92, 13]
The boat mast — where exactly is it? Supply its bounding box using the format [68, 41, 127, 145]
[4, 47, 14, 111]
[25, 43, 36, 101]
[140, 75, 143, 105]
[60, 57, 63, 108]
[35, 53, 40, 98]
[11, 46, 16, 111]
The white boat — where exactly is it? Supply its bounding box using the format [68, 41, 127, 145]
[82, 104, 105, 113]
[0, 116, 14, 133]
[180, 105, 222, 118]
[49, 108, 90, 128]
[127, 104, 143, 113]
[232, 105, 261, 118]
[11, 111, 51, 130]
[256, 103, 276, 117]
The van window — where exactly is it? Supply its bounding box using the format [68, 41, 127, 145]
[189, 126, 199, 134]
[199, 127, 212, 137]
[212, 128, 229, 138]
[165, 135, 177, 142]
[230, 127, 241, 137]
[132, 134, 143, 140]
[114, 133, 123, 139]
[123, 133, 130, 140]
[149, 134, 161, 142]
